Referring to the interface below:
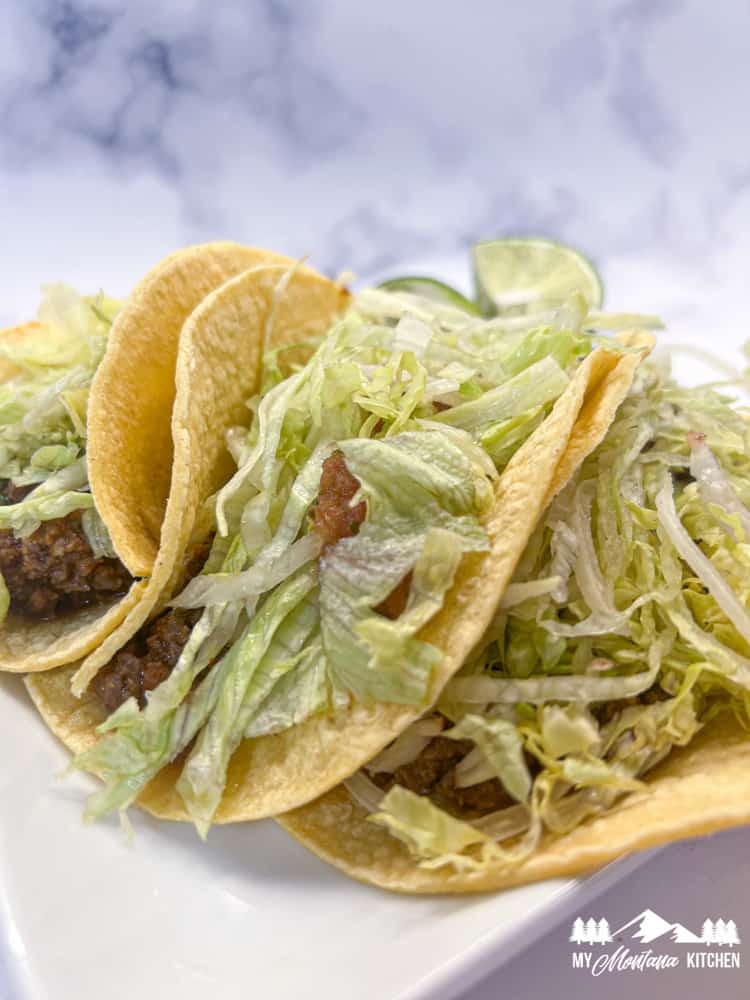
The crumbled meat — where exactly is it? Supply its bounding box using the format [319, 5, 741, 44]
[0, 509, 132, 619]
[595, 685, 669, 725]
[372, 735, 470, 796]
[372, 727, 514, 819]
[436, 770, 514, 816]
[92, 608, 202, 714]
[182, 533, 214, 581]
[433, 400, 451, 413]
[374, 570, 413, 619]
[313, 450, 366, 547]
[0, 480, 33, 505]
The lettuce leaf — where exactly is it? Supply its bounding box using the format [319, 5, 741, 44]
[369, 785, 501, 871]
[177, 567, 318, 836]
[447, 714, 531, 802]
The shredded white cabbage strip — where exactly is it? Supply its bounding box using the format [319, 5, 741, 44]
[174, 533, 322, 609]
[655, 477, 750, 647]
[688, 433, 750, 540]
[445, 660, 660, 705]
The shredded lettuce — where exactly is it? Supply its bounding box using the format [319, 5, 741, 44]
[370, 785, 503, 871]
[334, 526, 470, 705]
[177, 567, 318, 836]
[540, 704, 600, 757]
[369, 356, 750, 872]
[0, 286, 120, 537]
[432, 356, 569, 434]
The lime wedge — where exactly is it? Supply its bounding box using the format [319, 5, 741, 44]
[378, 276, 480, 316]
[472, 239, 603, 318]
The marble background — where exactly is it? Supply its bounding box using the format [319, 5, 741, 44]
[1, 2, 749, 998]
[1, 0, 750, 344]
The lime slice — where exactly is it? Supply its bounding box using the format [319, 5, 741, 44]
[378, 276, 481, 316]
[472, 239, 603, 318]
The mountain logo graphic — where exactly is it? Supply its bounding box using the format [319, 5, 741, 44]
[570, 910, 740, 947]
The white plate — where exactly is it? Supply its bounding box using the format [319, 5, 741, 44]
[0, 673, 653, 1000]
[1, 255, 735, 1000]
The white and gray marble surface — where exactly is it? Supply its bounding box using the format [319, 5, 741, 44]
[1, 1, 749, 998]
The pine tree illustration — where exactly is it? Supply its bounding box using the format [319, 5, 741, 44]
[570, 918, 585, 944]
[701, 919, 715, 945]
[597, 918, 612, 944]
[714, 919, 727, 945]
[725, 921, 740, 947]
[586, 918, 598, 945]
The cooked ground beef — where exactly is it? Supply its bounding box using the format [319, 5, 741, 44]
[182, 533, 214, 581]
[92, 608, 202, 714]
[0, 480, 33, 504]
[595, 685, 670, 725]
[314, 453, 413, 616]
[372, 729, 515, 819]
[436, 770, 514, 816]
[373, 735, 469, 796]
[0, 507, 132, 619]
[374, 570, 413, 619]
[313, 450, 367, 547]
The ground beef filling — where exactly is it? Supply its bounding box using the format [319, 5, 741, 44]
[375, 570, 413, 620]
[594, 685, 670, 726]
[92, 608, 202, 714]
[371, 732, 514, 819]
[0, 483, 132, 619]
[0, 481, 33, 504]
[313, 451, 412, 618]
[313, 450, 367, 547]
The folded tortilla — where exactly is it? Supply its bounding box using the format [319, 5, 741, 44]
[2, 243, 293, 672]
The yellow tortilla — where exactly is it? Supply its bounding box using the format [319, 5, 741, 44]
[27, 325, 651, 821]
[1, 246, 292, 674]
[88, 243, 298, 577]
[544, 331, 654, 499]
[277, 715, 750, 894]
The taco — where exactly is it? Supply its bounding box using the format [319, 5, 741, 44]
[27, 269, 653, 834]
[278, 358, 750, 893]
[0, 242, 293, 673]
